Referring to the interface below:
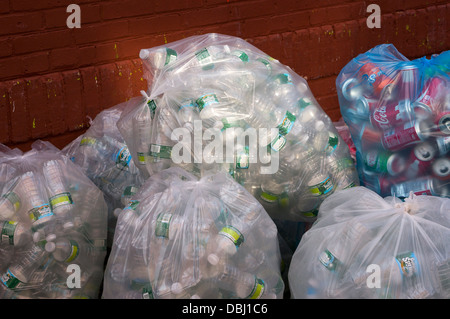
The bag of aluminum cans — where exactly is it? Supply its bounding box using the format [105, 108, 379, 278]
[0, 141, 108, 299]
[63, 98, 145, 247]
[102, 167, 284, 299]
[337, 44, 450, 198]
[288, 186, 450, 299]
[117, 33, 359, 222]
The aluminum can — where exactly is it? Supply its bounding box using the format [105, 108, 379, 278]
[390, 176, 449, 197]
[436, 111, 450, 135]
[432, 157, 450, 180]
[363, 149, 406, 176]
[404, 142, 436, 177]
[381, 119, 432, 151]
[413, 76, 446, 112]
[370, 100, 432, 131]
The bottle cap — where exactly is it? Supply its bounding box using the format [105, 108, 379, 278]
[46, 233, 56, 242]
[171, 282, 183, 295]
[139, 49, 150, 60]
[32, 232, 41, 243]
[45, 241, 56, 252]
[207, 253, 220, 265]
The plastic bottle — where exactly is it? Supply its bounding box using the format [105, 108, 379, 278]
[1, 244, 51, 289]
[42, 160, 74, 227]
[214, 264, 268, 299]
[19, 171, 54, 234]
[0, 177, 21, 219]
[0, 220, 31, 247]
[44, 235, 96, 268]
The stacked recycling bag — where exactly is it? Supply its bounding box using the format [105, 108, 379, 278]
[64, 99, 145, 246]
[117, 33, 359, 222]
[102, 167, 284, 299]
[337, 44, 450, 198]
[0, 141, 107, 299]
[288, 186, 450, 299]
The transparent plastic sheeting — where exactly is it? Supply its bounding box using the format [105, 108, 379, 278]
[288, 186, 450, 299]
[337, 44, 450, 199]
[0, 141, 108, 299]
[117, 33, 359, 222]
[63, 99, 146, 247]
[102, 167, 284, 299]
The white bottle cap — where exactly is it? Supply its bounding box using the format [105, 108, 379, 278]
[45, 241, 56, 253]
[32, 232, 41, 243]
[46, 233, 57, 242]
[139, 49, 150, 60]
[171, 282, 183, 295]
[207, 253, 220, 266]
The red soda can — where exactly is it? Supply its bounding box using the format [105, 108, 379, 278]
[432, 157, 450, 180]
[436, 111, 450, 135]
[413, 77, 446, 112]
[404, 142, 436, 178]
[381, 119, 432, 151]
[370, 100, 432, 131]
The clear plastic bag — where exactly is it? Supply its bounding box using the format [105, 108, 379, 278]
[63, 99, 145, 247]
[118, 33, 359, 222]
[337, 44, 450, 198]
[288, 186, 450, 299]
[102, 167, 284, 299]
[0, 141, 108, 299]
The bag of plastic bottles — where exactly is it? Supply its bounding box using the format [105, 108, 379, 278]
[102, 167, 284, 299]
[0, 141, 108, 299]
[63, 99, 145, 246]
[337, 44, 450, 199]
[118, 33, 359, 222]
[288, 186, 450, 299]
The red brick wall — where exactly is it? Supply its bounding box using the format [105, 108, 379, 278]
[1, 0, 449, 151]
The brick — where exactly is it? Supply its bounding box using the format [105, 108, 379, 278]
[80, 66, 101, 119]
[8, 80, 30, 143]
[22, 52, 50, 75]
[0, 57, 24, 80]
[44, 74, 67, 136]
[100, 0, 154, 20]
[98, 63, 120, 110]
[13, 29, 73, 54]
[11, 0, 73, 11]
[25, 77, 50, 139]
[0, 39, 12, 58]
[49, 47, 80, 70]
[62, 70, 85, 131]
[0, 12, 43, 36]
[0, 83, 10, 143]
[73, 20, 129, 45]
[78, 45, 97, 67]
[129, 13, 183, 37]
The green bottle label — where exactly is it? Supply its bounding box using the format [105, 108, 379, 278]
[49, 192, 73, 210]
[319, 249, 340, 272]
[1, 269, 24, 289]
[29, 203, 53, 223]
[395, 252, 419, 278]
[219, 226, 244, 249]
[149, 144, 172, 160]
[1, 221, 18, 245]
[165, 48, 177, 66]
[3, 192, 20, 212]
[247, 277, 265, 299]
[155, 213, 173, 239]
[277, 111, 296, 136]
[196, 93, 219, 112]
